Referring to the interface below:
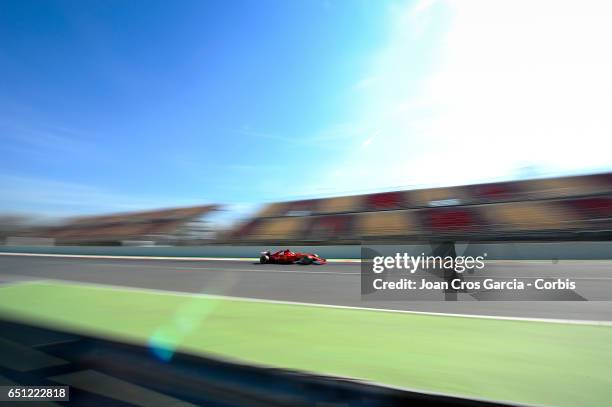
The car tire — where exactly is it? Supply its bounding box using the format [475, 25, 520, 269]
[300, 256, 313, 265]
[260, 255, 269, 264]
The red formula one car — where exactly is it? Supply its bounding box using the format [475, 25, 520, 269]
[259, 249, 327, 265]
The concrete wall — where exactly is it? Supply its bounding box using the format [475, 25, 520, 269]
[1, 242, 611, 260]
[0, 245, 359, 259]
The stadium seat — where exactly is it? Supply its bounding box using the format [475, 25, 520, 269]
[248, 217, 306, 240]
[596, 173, 612, 188]
[307, 215, 354, 239]
[481, 201, 571, 231]
[255, 203, 287, 218]
[285, 199, 320, 214]
[520, 176, 607, 199]
[409, 187, 468, 207]
[363, 192, 405, 210]
[566, 196, 612, 220]
[354, 210, 418, 237]
[318, 196, 362, 214]
[467, 181, 519, 203]
[143, 220, 184, 235]
[421, 207, 482, 232]
[232, 219, 262, 239]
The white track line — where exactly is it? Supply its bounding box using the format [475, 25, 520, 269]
[2, 252, 612, 264]
[0, 252, 359, 263]
[20, 260, 612, 279]
[4, 252, 612, 278]
[8, 278, 612, 327]
[54, 261, 360, 275]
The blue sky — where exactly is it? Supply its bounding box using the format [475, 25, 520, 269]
[1, 0, 611, 220]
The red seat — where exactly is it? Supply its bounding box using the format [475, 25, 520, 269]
[568, 197, 612, 219]
[423, 208, 481, 231]
[364, 192, 404, 210]
[308, 215, 353, 239]
[468, 182, 518, 202]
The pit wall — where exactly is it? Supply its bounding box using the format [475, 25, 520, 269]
[1, 242, 612, 260]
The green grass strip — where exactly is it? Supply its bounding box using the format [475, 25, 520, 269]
[0, 281, 611, 406]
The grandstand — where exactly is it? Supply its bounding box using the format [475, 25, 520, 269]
[230, 173, 612, 244]
[33, 205, 219, 245]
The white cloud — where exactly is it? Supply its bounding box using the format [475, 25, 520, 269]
[307, 0, 612, 197]
[418, 0, 612, 176]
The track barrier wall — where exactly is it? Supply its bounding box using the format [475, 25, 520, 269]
[1, 242, 612, 260]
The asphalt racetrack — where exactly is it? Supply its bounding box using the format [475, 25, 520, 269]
[1, 254, 612, 321]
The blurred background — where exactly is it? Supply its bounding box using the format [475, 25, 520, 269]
[1, 0, 611, 241]
[2, 2, 612, 406]
[2, 172, 611, 246]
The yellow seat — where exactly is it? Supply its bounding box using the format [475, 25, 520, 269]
[482, 202, 571, 231]
[250, 217, 305, 240]
[255, 203, 287, 218]
[355, 210, 418, 236]
[318, 196, 362, 214]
